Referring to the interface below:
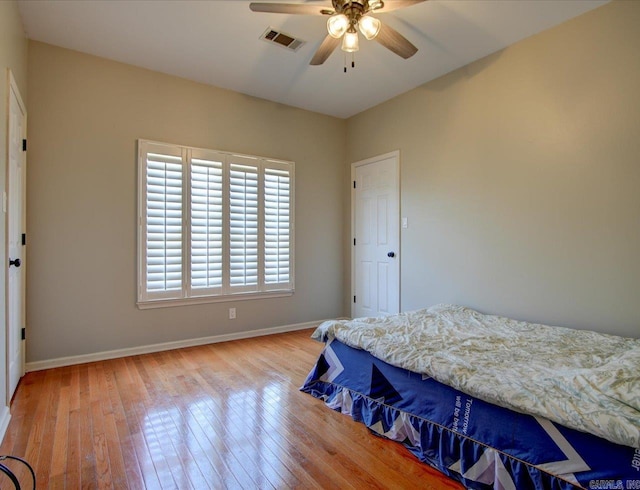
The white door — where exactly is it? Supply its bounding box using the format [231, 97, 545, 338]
[7, 72, 27, 400]
[352, 152, 399, 318]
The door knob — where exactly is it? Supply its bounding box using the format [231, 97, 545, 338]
[387, 252, 395, 258]
[9, 258, 21, 268]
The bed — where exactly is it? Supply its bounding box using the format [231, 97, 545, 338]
[300, 304, 640, 489]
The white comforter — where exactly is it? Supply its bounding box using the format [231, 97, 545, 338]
[313, 304, 640, 449]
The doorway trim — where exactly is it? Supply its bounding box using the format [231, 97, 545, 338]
[350, 150, 400, 318]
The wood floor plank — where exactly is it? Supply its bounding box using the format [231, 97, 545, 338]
[34, 369, 61, 486]
[103, 359, 146, 490]
[0, 328, 463, 489]
[117, 357, 174, 489]
[49, 385, 70, 478]
[91, 399, 114, 489]
[142, 354, 213, 490]
[65, 403, 82, 489]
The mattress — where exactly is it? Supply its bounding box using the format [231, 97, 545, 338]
[314, 304, 640, 449]
[301, 339, 640, 490]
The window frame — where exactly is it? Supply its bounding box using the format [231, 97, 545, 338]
[137, 139, 295, 309]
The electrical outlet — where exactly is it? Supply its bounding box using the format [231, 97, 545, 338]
[229, 307, 236, 319]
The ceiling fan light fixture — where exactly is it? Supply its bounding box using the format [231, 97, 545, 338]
[342, 29, 359, 52]
[368, 0, 384, 10]
[327, 14, 349, 38]
[358, 15, 381, 40]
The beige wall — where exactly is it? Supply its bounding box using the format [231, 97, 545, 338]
[1, 1, 28, 399]
[347, 0, 640, 337]
[26, 42, 346, 362]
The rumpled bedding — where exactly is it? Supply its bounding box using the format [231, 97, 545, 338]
[313, 304, 640, 448]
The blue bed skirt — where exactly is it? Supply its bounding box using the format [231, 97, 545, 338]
[300, 340, 640, 490]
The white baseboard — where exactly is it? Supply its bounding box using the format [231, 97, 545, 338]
[0, 405, 11, 443]
[25, 320, 321, 373]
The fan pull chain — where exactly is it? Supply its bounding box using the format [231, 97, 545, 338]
[343, 52, 356, 73]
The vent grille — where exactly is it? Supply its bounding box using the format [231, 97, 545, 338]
[260, 28, 305, 52]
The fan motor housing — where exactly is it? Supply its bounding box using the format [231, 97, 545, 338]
[333, 0, 369, 15]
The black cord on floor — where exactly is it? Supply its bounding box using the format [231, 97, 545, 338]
[0, 455, 35, 490]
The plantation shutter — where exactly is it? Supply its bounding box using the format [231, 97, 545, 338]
[229, 157, 259, 291]
[141, 142, 184, 300]
[190, 150, 224, 294]
[138, 140, 294, 307]
[264, 164, 292, 289]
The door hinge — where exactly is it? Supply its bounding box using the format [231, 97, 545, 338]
[353, 238, 356, 246]
[22, 233, 26, 246]
[353, 295, 356, 303]
[353, 181, 356, 189]
[22, 139, 27, 152]
[21, 328, 25, 340]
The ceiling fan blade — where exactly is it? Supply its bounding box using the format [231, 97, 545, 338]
[249, 3, 333, 15]
[374, 0, 427, 13]
[375, 23, 418, 59]
[310, 34, 341, 65]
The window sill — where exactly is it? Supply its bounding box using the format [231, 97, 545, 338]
[137, 290, 294, 310]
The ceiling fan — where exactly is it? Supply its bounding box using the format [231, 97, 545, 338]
[249, 0, 426, 66]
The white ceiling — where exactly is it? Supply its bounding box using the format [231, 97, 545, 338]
[17, 0, 608, 119]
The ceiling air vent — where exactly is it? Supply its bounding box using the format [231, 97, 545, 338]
[260, 27, 305, 52]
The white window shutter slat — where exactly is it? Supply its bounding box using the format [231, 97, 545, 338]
[264, 167, 291, 287]
[190, 156, 224, 292]
[143, 147, 184, 297]
[229, 161, 259, 290]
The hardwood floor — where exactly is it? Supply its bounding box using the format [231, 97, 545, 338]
[0, 329, 463, 489]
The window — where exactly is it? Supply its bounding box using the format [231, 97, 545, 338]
[137, 140, 294, 308]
